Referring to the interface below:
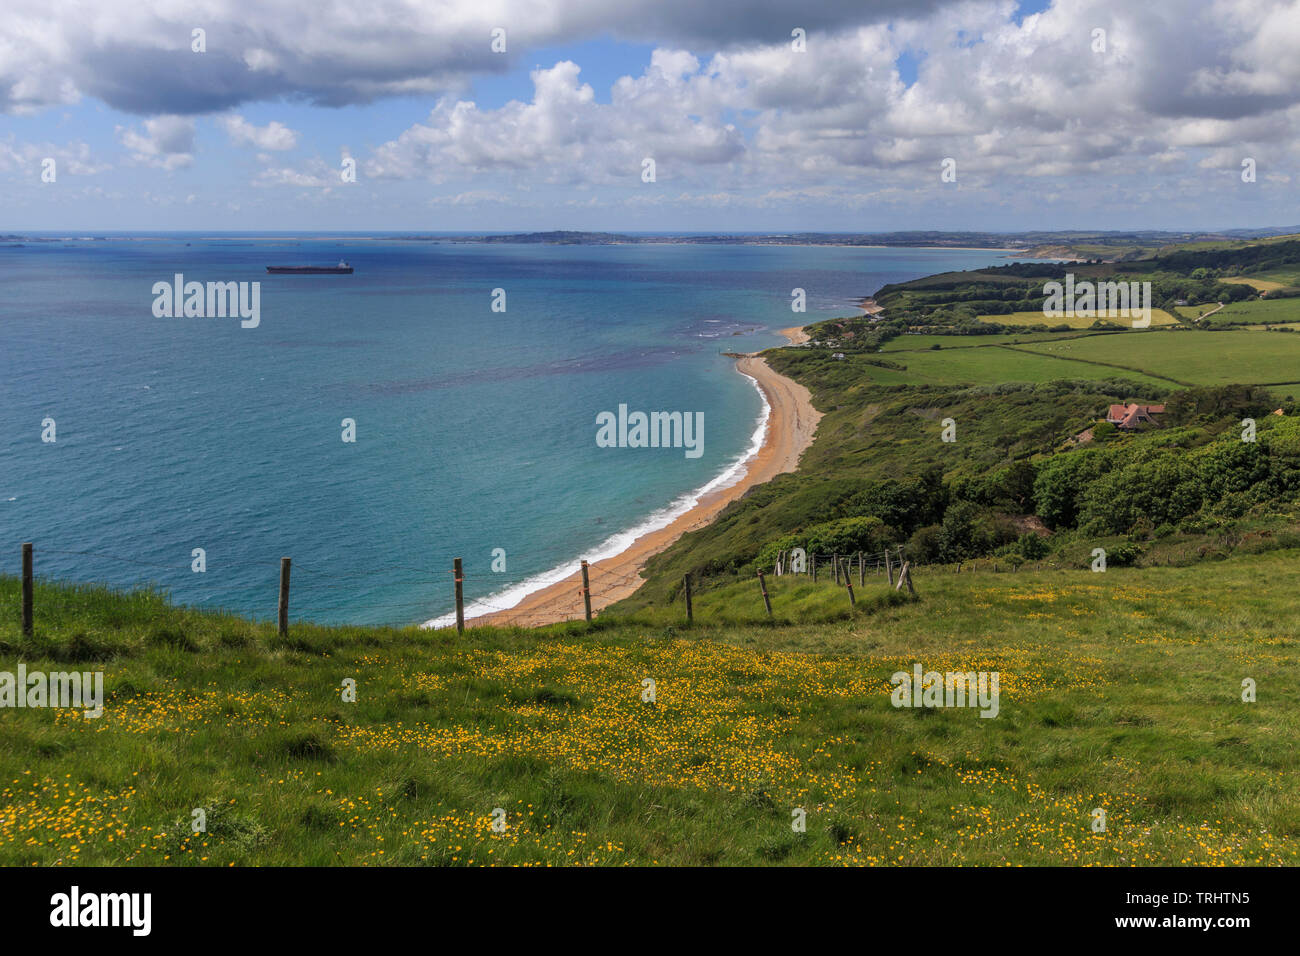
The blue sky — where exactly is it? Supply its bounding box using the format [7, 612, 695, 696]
[2, 0, 1297, 232]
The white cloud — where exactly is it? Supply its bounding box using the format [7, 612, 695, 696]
[367, 57, 744, 186]
[116, 116, 195, 169]
[0, 137, 109, 176]
[6, 0, 1300, 226]
[254, 159, 337, 189]
[218, 115, 298, 150]
[0, 0, 952, 115]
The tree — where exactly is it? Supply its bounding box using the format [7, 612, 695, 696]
[1092, 420, 1119, 443]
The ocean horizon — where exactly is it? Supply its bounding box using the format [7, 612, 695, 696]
[1, 236, 1020, 626]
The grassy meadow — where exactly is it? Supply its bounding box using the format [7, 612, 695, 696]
[1200, 297, 1300, 326]
[1016, 330, 1300, 388]
[879, 331, 1070, 351]
[816, 342, 1174, 389]
[789, 326, 1300, 391]
[1, 550, 1297, 867]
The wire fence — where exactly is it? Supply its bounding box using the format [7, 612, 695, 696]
[11, 539, 992, 635]
[10, 541, 685, 633]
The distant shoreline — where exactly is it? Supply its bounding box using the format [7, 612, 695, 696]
[6, 234, 1032, 252]
[15, 230, 1292, 261]
[446, 327, 821, 628]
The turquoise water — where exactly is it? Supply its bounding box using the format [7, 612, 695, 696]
[0, 237, 1016, 625]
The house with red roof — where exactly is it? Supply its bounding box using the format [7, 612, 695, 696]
[1106, 403, 1166, 430]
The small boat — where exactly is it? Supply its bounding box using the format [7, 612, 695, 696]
[266, 260, 354, 274]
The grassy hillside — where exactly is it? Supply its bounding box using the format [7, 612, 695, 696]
[2, 552, 1297, 866]
[808, 235, 1300, 352]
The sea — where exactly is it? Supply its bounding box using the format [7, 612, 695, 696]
[0, 235, 1019, 626]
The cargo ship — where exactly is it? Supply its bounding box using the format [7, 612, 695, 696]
[266, 261, 354, 274]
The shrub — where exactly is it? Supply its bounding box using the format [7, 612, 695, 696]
[1018, 532, 1049, 560]
[907, 524, 943, 562]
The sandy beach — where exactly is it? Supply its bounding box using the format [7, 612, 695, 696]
[468, 328, 821, 627]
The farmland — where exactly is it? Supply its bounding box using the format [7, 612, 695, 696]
[823, 343, 1175, 389]
[879, 331, 1068, 351]
[1015, 330, 1300, 388]
[1198, 297, 1300, 326]
[975, 309, 1180, 329]
[1222, 276, 1289, 293]
[808, 326, 1300, 391]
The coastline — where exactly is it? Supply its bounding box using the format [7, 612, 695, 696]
[452, 328, 821, 628]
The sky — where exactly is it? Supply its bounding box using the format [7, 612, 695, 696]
[1, 0, 1298, 232]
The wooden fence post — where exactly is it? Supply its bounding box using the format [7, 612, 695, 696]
[580, 560, 593, 622]
[21, 543, 33, 637]
[811, 554, 817, 582]
[683, 573, 693, 624]
[895, 561, 916, 595]
[843, 558, 856, 607]
[452, 557, 465, 633]
[885, 549, 894, 588]
[857, 551, 864, 587]
[757, 570, 772, 618]
[278, 557, 291, 638]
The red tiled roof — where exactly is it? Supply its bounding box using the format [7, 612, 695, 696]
[1108, 403, 1164, 429]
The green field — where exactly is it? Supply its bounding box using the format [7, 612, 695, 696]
[879, 331, 1069, 351]
[1237, 267, 1300, 288]
[1201, 297, 1300, 326]
[1015, 330, 1300, 387]
[977, 309, 1180, 329]
[834, 342, 1173, 388]
[1222, 276, 1288, 293]
[2, 550, 1297, 867]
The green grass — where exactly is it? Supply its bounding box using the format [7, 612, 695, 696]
[1014, 330, 1300, 387]
[978, 309, 1180, 329]
[1200, 297, 1300, 326]
[1067, 243, 1162, 259]
[830, 341, 1173, 388]
[1238, 266, 1300, 288]
[880, 331, 1082, 351]
[2, 552, 1297, 866]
